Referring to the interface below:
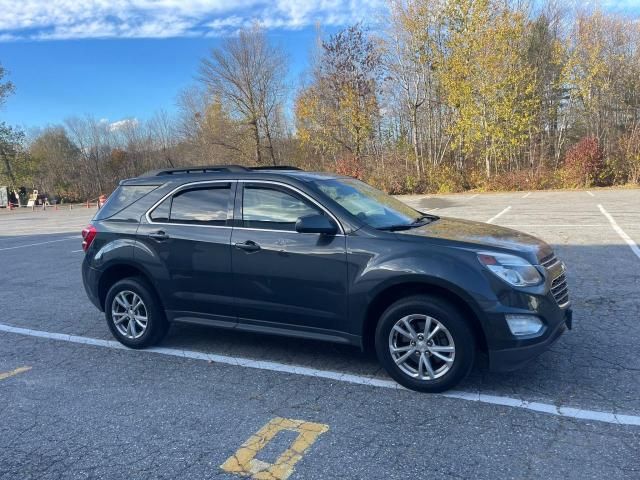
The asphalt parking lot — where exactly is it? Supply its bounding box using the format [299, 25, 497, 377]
[1, 188, 639, 479]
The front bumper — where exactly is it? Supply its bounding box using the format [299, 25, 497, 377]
[488, 308, 572, 372]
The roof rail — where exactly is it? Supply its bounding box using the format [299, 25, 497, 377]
[144, 165, 250, 176]
[249, 165, 302, 171]
[142, 164, 304, 177]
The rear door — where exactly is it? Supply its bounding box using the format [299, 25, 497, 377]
[137, 181, 237, 326]
[231, 181, 349, 338]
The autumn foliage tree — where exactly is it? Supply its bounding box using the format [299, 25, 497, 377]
[296, 25, 383, 167]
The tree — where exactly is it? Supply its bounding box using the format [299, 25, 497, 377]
[440, 0, 537, 177]
[0, 123, 27, 186]
[29, 127, 81, 198]
[65, 116, 112, 197]
[385, 0, 454, 173]
[296, 24, 383, 164]
[525, 6, 568, 168]
[0, 62, 14, 108]
[177, 85, 253, 164]
[199, 25, 288, 165]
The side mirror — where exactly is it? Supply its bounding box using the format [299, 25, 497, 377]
[295, 214, 338, 235]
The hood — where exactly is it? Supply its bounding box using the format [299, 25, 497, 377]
[399, 217, 553, 261]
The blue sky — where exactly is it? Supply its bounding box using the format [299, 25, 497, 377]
[0, 0, 638, 131]
[0, 0, 386, 131]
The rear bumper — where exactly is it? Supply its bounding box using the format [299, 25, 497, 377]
[82, 259, 103, 311]
[488, 308, 572, 372]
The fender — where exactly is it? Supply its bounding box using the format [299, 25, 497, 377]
[346, 241, 499, 339]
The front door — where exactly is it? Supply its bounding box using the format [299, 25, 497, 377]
[231, 182, 349, 338]
[137, 181, 237, 326]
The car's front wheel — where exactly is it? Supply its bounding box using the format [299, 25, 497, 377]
[105, 277, 168, 348]
[375, 295, 475, 392]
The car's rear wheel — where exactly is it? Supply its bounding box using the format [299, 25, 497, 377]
[375, 295, 475, 392]
[105, 277, 168, 348]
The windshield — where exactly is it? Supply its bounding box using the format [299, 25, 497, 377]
[313, 178, 428, 229]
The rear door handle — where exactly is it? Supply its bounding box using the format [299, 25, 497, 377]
[148, 230, 169, 241]
[234, 240, 261, 252]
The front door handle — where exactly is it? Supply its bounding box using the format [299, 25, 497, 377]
[148, 230, 169, 241]
[234, 240, 261, 252]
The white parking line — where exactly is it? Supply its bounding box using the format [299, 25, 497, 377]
[487, 206, 511, 223]
[522, 192, 532, 198]
[587, 191, 595, 197]
[0, 322, 638, 427]
[502, 224, 608, 228]
[598, 205, 640, 260]
[467, 194, 478, 201]
[0, 236, 79, 252]
[71, 249, 84, 253]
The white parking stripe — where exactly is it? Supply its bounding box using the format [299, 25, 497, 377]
[598, 205, 640, 260]
[487, 206, 511, 223]
[522, 192, 532, 198]
[587, 191, 595, 197]
[0, 236, 79, 251]
[502, 224, 608, 227]
[0, 322, 638, 426]
[467, 194, 478, 201]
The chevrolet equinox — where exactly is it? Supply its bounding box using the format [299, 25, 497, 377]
[81, 165, 572, 392]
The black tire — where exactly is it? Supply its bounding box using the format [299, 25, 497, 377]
[104, 277, 169, 348]
[375, 295, 475, 393]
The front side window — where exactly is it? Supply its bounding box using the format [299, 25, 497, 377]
[150, 185, 231, 225]
[242, 186, 321, 231]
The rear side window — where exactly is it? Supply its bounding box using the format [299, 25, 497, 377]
[150, 185, 231, 226]
[95, 185, 158, 220]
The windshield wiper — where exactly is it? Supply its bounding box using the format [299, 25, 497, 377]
[378, 215, 438, 231]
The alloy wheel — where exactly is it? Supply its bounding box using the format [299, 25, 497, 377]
[111, 290, 148, 339]
[388, 314, 456, 381]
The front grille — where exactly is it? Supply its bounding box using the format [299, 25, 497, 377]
[541, 253, 569, 306]
[550, 272, 570, 306]
[540, 253, 559, 269]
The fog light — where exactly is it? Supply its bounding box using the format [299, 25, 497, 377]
[505, 315, 544, 336]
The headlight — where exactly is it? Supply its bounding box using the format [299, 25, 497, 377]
[477, 252, 542, 287]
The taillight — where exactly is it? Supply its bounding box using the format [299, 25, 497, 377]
[81, 225, 97, 252]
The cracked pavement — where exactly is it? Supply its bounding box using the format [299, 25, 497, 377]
[1, 188, 639, 478]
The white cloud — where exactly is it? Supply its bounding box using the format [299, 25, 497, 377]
[108, 118, 139, 131]
[0, 0, 386, 41]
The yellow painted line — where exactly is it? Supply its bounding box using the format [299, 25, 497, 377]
[220, 417, 329, 480]
[0, 366, 31, 381]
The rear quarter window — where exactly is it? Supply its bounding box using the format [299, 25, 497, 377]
[94, 185, 159, 220]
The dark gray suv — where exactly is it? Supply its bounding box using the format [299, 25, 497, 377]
[81, 165, 572, 392]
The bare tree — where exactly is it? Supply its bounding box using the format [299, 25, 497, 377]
[0, 62, 14, 109]
[198, 25, 288, 165]
[148, 110, 177, 168]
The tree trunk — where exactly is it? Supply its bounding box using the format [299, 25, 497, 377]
[262, 114, 277, 166]
[251, 120, 262, 164]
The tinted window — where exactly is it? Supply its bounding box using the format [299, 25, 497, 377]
[243, 186, 320, 231]
[95, 185, 158, 220]
[168, 187, 230, 225]
[149, 197, 170, 222]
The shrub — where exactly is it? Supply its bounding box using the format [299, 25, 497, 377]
[562, 136, 605, 188]
[335, 155, 365, 179]
[618, 129, 640, 185]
